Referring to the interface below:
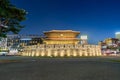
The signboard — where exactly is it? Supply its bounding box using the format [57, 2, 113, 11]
[81, 35, 87, 39]
[20, 38, 32, 41]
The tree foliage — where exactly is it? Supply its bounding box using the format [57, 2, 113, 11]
[0, 0, 27, 37]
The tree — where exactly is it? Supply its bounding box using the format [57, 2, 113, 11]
[0, 0, 27, 37]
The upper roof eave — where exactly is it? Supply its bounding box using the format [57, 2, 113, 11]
[44, 30, 80, 34]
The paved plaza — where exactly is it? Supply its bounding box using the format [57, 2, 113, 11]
[0, 56, 120, 80]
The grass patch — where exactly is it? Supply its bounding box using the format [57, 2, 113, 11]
[0, 60, 22, 63]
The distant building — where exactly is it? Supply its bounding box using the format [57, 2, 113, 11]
[80, 35, 88, 44]
[98, 41, 105, 45]
[0, 37, 7, 49]
[115, 32, 120, 40]
[7, 34, 43, 47]
[44, 30, 80, 44]
[104, 38, 119, 45]
[7, 34, 20, 47]
[99, 38, 120, 56]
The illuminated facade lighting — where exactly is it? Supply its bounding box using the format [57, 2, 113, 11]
[41, 52, 45, 56]
[54, 52, 58, 57]
[47, 53, 51, 56]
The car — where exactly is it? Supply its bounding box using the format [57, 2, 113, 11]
[0, 52, 8, 56]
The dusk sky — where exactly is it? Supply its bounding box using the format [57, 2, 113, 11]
[10, 0, 120, 44]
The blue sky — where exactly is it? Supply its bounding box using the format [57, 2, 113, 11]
[10, 0, 120, 44]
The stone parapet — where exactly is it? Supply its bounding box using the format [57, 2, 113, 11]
[21, 44, 101, 57]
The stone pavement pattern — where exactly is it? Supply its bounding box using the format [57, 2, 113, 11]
[0, 56, 120, 80]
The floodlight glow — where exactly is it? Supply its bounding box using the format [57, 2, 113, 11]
[67, 53, 70, 56]
[47, 53, 51, 56]
[115, 32, 120, 34]
[41, 53, 45, 56]
[54, 52, 58, 56]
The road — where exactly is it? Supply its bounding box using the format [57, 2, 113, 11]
[0, 56, 120, 80]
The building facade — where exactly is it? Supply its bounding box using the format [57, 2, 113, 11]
[104, 38, 119, 45]
[99, 38, 120, 56]
[44, 30, 80, 44]
[7, 34, 43, 48]
[115, 32, 120, 40]
[0, 37, 7, 49]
